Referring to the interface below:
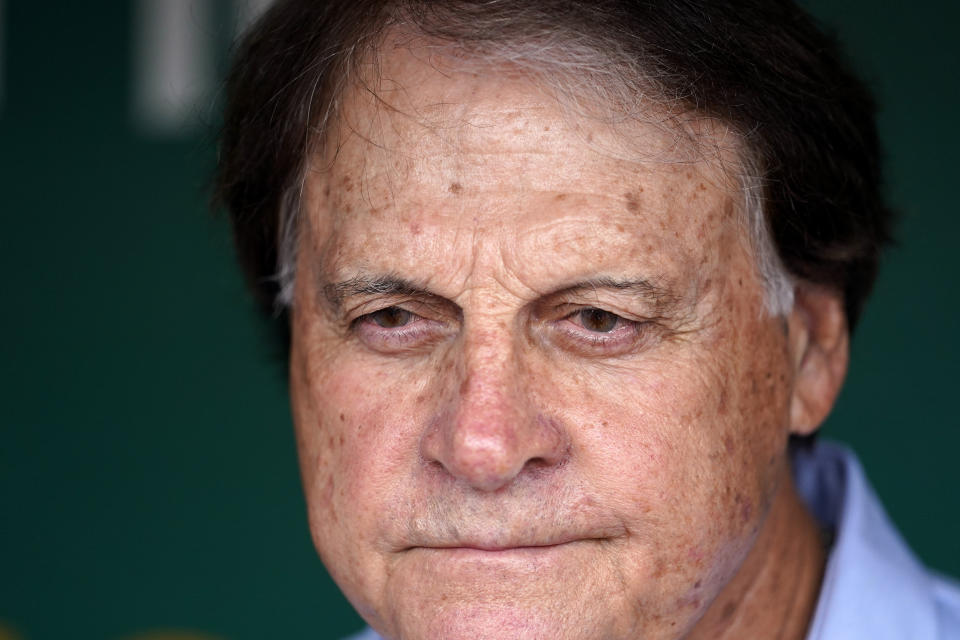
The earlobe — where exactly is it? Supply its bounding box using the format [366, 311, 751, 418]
[787, 285, 850, 436]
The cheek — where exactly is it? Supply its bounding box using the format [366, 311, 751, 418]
[300, 361, 401, 507]
[543, 314, 792, 609]
[294, 346, 450, 541]
[291, 348, 435, 615]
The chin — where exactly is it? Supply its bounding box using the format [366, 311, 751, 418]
[392, 601, 582, 640]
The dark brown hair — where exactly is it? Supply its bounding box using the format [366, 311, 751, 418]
[215, 0, 892, 333]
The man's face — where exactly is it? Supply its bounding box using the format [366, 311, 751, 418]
[289, 49, 799, 640]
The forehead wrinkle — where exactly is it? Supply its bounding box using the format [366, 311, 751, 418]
[331, 66, 734, 215]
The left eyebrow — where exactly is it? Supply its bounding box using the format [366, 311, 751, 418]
[550, 276, 685, 315]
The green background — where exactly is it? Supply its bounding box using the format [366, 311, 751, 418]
[1, 2, 957, 639]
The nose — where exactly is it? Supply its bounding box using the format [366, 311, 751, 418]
[420, 330, 569, 492]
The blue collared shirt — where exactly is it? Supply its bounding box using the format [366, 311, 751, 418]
[346, 442, 960, 640]
[795, 442, 960, 639]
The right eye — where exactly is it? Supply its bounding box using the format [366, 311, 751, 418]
[367, 306, 414, 328]
[351, 306, 446, 353]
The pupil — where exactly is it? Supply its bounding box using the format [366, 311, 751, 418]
[373, 307, 411, 328]
[581, 309, 617, 332]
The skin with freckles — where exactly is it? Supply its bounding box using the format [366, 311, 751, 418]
[288, 44, 848, 640]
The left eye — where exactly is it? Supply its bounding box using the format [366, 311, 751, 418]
[571, 308, 622, 333]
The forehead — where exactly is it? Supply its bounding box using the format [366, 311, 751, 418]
[324, 44, 739, 187]
[303, 46, 748, 297]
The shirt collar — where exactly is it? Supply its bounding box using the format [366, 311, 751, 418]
[794, 441, 939, 639]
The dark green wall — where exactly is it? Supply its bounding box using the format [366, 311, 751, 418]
[1, 2, 957, 639]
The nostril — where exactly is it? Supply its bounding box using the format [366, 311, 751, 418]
[526, 456, 547, 469]
[520, 454, 568, 480]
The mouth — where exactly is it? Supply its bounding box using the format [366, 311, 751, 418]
[403, 536, 608, 554]
[397, 538, 609, 575]
[419, 542, 566, 553]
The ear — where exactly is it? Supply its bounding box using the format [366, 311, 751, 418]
[787, 285, 850, 436]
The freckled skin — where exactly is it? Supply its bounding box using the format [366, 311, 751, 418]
[290, 46, 832, 640]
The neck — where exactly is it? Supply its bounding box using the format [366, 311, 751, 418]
[687, 469, 827, 640]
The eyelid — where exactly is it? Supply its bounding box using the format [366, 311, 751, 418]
[542, 300, 648, 324]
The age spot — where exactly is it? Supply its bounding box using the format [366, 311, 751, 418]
[448, 182, 463, 195]
[740, 499, 753, 523]
[721, 601, 737, 621]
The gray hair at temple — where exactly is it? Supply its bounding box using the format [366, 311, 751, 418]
[215, 0, 891, 331]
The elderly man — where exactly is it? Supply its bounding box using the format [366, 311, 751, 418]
[214, 1, 959, 638]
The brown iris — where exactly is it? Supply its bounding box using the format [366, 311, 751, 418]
[577, 308, 619, 332]
[370, 307, 413, 328]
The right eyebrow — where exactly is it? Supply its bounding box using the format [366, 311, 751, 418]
[322, 274, 429, 310]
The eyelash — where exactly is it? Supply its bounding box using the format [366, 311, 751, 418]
[351, 305, 650, 355]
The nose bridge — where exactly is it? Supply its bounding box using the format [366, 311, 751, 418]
[421, 319, 567, 491]
[458, 325, 524, 432]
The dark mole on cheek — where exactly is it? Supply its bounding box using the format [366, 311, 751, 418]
[554, 193, 567, 201]
[448, 182, 463, 195]
[623, 191, 641, 214]
[322, 475, 335, 501]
